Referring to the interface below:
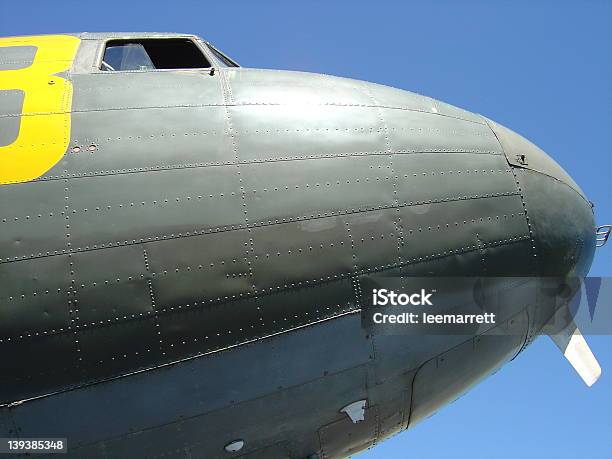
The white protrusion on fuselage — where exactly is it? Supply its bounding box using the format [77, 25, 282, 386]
[550, 327, 602, 387]
[340, 399, 367, 423]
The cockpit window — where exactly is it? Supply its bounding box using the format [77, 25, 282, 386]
[102, 43, 154, 71]
[206, 43, 239, 68]
[101, 38, 211, 71]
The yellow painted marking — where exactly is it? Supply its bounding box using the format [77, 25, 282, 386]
[0, 35, 80, 185]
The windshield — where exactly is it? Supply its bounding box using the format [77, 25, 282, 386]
[206, 43, 239, 67]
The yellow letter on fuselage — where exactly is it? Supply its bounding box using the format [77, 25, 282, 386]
[0, 35, 80, 185]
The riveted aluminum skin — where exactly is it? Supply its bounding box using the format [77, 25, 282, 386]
[0, 33, 597, 459]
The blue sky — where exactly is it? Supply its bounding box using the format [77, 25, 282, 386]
[2, 1, 610, 457]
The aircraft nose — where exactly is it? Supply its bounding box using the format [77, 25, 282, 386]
[521, 170, 595, 277]
[484, 118, 596, 277]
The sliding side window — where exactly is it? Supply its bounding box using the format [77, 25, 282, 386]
[101, 39, 211, 71]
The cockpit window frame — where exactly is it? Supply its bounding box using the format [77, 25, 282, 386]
[203, 41, 240, 68]
[94, 36, 217, 73]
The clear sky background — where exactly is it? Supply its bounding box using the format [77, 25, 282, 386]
[1, 1, 610, 458]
